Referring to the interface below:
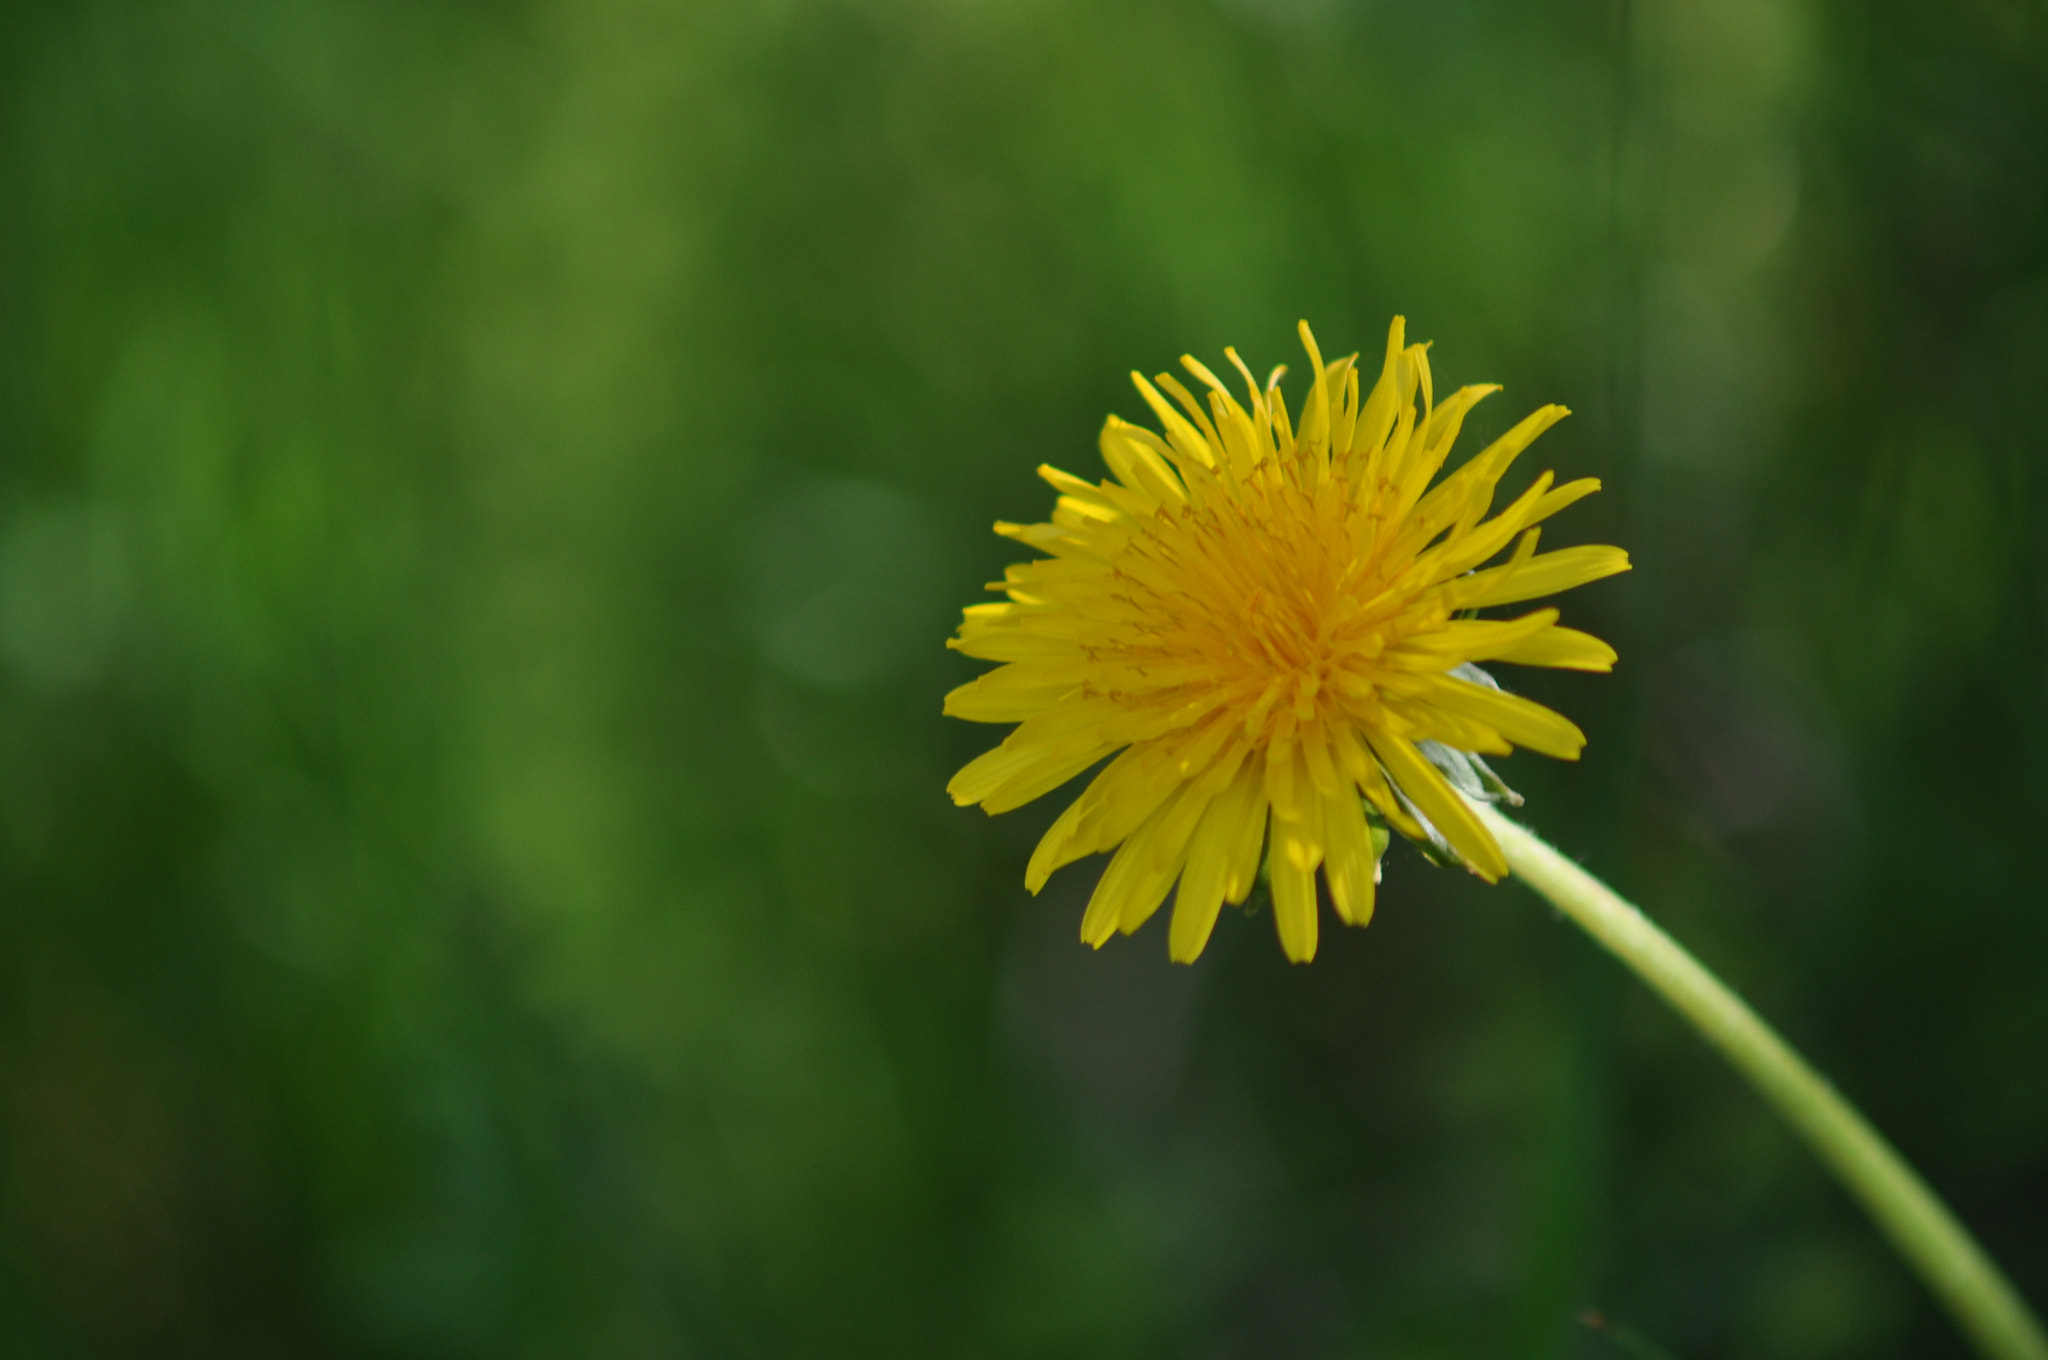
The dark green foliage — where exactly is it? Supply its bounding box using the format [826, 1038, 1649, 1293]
[1, 0, 2044, 1356]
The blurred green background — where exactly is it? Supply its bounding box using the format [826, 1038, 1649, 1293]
[3, 0, 2045, 1356]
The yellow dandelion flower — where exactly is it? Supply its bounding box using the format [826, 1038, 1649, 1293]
[945, 319, 1629, 963]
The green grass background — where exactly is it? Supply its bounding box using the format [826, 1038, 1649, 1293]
[2, 0, 2045, 1356]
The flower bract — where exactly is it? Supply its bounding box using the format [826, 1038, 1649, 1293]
[946, 319, 1628, 963]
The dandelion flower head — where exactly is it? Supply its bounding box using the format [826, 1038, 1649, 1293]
[946, 319, 1629, 963]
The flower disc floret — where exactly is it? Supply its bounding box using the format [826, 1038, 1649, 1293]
[946, 319, 1629, 962]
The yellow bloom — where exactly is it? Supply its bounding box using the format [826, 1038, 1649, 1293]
[946, 319, 1629, 963]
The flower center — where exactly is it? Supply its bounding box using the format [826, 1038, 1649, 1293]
[1105, 456, 1420, 740]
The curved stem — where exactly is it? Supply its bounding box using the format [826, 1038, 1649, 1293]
[1475, 803, 2048, 1360]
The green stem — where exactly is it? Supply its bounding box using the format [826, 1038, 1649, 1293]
[1475, 803, 2048, 1360]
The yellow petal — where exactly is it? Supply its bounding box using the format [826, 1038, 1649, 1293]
[1024, 741, 1184, 890]
[1322, 786, 1377, 927]
[1263, 727, 1302, 821]
[1269, 788, 1323, 963]
[1385, 610, 1560, 667]
[1171, 758, 1262, 962]
[1341, 727, 1432, 844]
[1078, 741, 1196, 853]
[1415, 675, 1587, 760]
[1296, 320, 1332, 459]
[1097, 417, 1186, 506]
[1151, 372, 1224, 469]
[1491, 625, 1619, 672]
[1422, 471, 1555, 581]
[1366, 731, 1506, 881]
[1405, 403, 1570, 539]
[943, 669, 1078, 722]
[1380, 697, 1513, 757]
[1525, 476, 1601, 527]
[1331, 361, 1362, 454]
[1078, 782, 1205, 947]
[1129, 373, 1215, 472]
[1448, 544, 1631, 609]
[946, 628, 1081, 664]
[956, 737, 1119, 814]
[1025, 792, 1092, 894]
[1300, 724, 1343, 798]
[1222, 777, 1271, 906]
